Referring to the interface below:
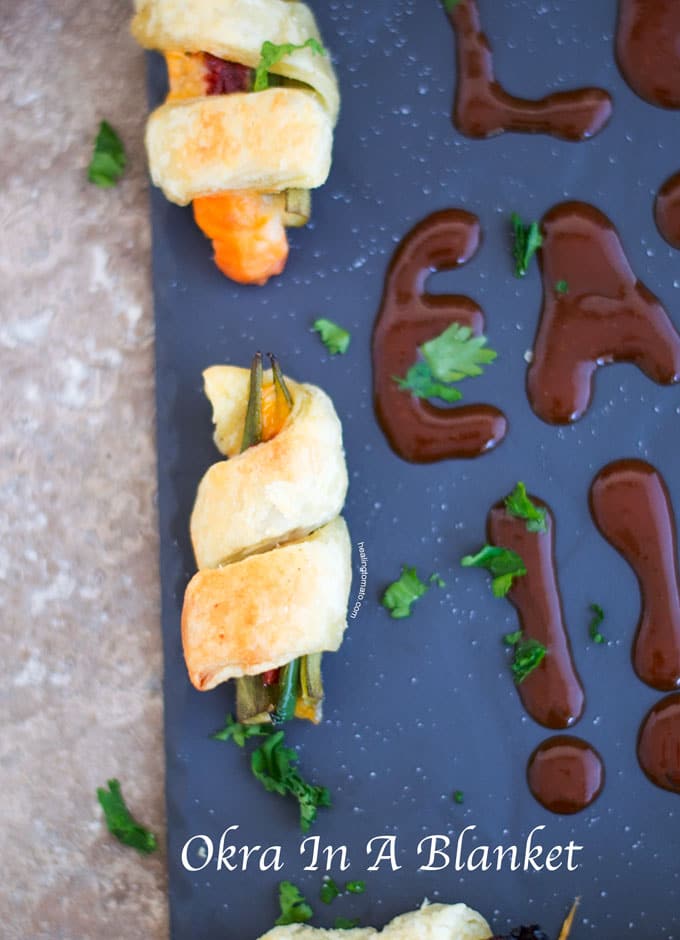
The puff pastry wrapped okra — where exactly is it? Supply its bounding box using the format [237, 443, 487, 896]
[131, 0, 340, 285]
[181, 355, 351, 725]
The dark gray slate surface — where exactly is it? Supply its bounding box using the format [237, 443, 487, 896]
[148, 1, 680, 936]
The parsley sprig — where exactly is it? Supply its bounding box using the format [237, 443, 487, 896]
[511, 212, 543, 277]
[313, 318, 351, 355]
[96, 779, 157, 854]
[503, 631, 547, 683]
[504, 482, 547, 534]
[461, 545, 527, 597]
[588, 603, 606, 644]
[381, 566, 444, 618]
[213, 716, 330, 832]
[395, 322, 497, 402]
[88, 121, 126, 188]
[276, 881, 313, 926]
[254, 38, 325, 92]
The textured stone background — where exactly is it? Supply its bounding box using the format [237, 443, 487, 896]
[0, 1, 168, 936]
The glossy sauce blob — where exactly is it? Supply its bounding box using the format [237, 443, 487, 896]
[447, 0, 612, 140]
[655, 171, 680, 250]
[527, 201, 680, 424]
[638, 693, 680, 794]
[372, 210, 507, 462]
[488, 499, 585, 729]
[616, 0, 680, 108]
[590, 460, 680, 691]
[527, 736, 604, 814]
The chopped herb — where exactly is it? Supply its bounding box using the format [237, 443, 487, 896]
[382, 565, 440, 618]
[275, 881, 313, 926]
[335, 918, 361, 930]
[254, 38, 325, 92]
[312, 318, 351, 355]
[345, 880, 366, 894]
[88, 120, 126, 188]
[589, 603, 606, 644]
[504, 482, 547, 534]
[461, 545, 527, 598]
[96, 779, 157, 854]
[453, 789, 464, 805]
[320, 878, 341, 904]
[429, 572, 446, 588]
[395, 361, 463, 403]
[422, 323, 497, 383]
[212, 714, 273, 747]
[555, 280, 569, 294]
[251, 730, 331, 833]
[504, 633, 547, 683]
[511, 212, 543, 278]
[395, 322, 496, 402]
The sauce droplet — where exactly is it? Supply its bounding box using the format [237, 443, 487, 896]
[372, 210, 507, 462]
[488, 499, 585, 729]
[590, 460, 680, 691]
[527, 736, 604, 814]
[655, 171, 680, 250]
[616, 0, 680, 108]
[527, 201, 680, 424]
[447, 0, 612, 140]
[638, 693, 680, 794]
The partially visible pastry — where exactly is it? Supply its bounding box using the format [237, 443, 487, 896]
[181, 354, 351, 724]
[132, 0, 340, 284]
[257, 903, 492, 939]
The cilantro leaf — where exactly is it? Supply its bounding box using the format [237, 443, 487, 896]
[555, 280, 569, 294]
[382, 565, 429, 618]
[511, 212, 543, 278]
[429, 572, 446, 588]
[250, 731, 331, 833]
[275, 881, 313, 926]
[589, 603, 606, 644]
[335, 918, 361, 930]
[421, 323, 497, 383]
[212, 714, 273, 747]
[254, 38, 325, 92]
[461, 545, 527, 597]
[345, 880, 366, 894]
[88, 121, 126, 188]
[453, 789, 464, 804]
[395, 361, 463, 402]
[313, 318, 351, 355]
[320, 877, 341, 904]
[503, 633, 547, 683]
[96, 779, 157, 854]
[504, 482, 547, 533]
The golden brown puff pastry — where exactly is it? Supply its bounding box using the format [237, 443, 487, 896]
[257, 903, 492, 940]
[132, 0, 340, 120]
[182, 516, 351, 691]
[191, 365, 348, 570]
[145, 88, 333, 207]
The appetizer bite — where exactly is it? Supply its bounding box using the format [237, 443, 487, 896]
[132, 0, 340, 284]
[182, 354, 351, 725]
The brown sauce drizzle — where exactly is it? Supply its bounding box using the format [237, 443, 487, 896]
[527, 201, 680, 425]
[616, 0, 680, 109]
[372, 210, 507, 462]
[655, 171, 680, 250]
[590, 460, 680, 692]
[637, 693, 680, 794]
[446, 0, 612, 141]
[527, 736, 604, 814]
[488, 498, 585, 729]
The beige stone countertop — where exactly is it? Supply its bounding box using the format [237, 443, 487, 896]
[1, 2, 168, 937]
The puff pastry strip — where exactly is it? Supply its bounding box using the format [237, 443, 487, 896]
[181, 360, 351, 713]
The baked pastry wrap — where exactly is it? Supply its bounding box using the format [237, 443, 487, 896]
[191, 365, 348, 570]
[182, 516, 351, 691]
[257, 903, 492, 939]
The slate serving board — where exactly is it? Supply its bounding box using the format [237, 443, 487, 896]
[148, 1, 680, 936]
